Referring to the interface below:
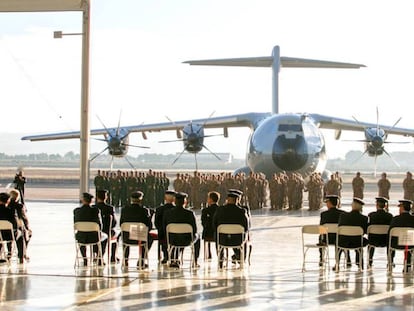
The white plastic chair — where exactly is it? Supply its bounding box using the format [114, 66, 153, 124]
[121, 222, 149, 269]
[301, 225, 329, 271]
[387, 227, 414, 273]
[166, 223, 197, 269]
[217, 224, 248, 270]
[367, 224, 389, 268]
[335, 226, 364, 272]
[0, 220, 18, 265]
[74, 221, 104, 268]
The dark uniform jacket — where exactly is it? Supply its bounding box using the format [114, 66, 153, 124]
[388, 212, 414, 249]
[319, 207, 345, 244]
[73, 204, 102, 243]
[201, 203, 218, 239]
[368, 209, 393, 247]
[94, 202, 116, 235]
[213, 203, 249, 247]
[163, 205, 197, 246]
[0, 203, 18, 239]
[155, 202, 175, 241]
[338, 210, 368, 248]
[120, 203, 152, 243]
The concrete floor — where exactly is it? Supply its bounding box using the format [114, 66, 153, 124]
[0, 197, 413, 311]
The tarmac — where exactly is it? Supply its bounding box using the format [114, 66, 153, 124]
[1, 184, 414, 310]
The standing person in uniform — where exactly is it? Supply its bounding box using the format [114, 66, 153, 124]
[367, 197, 393, 268]
[402, 172, 414, 202]
[201, 191, 220, 259]
[73, 192, 104, 266]
[163, 192, 200, 268]
[377, 172, 391, 200]
[155, 190, 176, 264]
[94, 189, 120, 264]
[388, 199, 414, 272]
[13, 170, 26, 204]
[120, 191, 153, 268]
[352, 172, 365, 199]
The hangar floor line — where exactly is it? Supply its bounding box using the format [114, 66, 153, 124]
[0, 200, 413, 310]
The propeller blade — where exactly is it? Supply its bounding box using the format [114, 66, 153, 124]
[124, 156, 136, 170]
[383, 149, 401, 168]
[376, 106, 380, 136]
[121, 142, 150, 149]
[202, 134, 224, 139]
[388, 117, 402, 131]
[116, 110, 122, 137]
[110, 157, 114, 171]
[90, 147, 109, 162]
[96, 115, 113, 138]
[351, 150, 369, 165]
[172, 149, 187, 166]
[159, 138, 183, 143]
[342, 139, 369, 142]
[194, 153, 198, 171]
[197, 110, 216, 135]
[92, 137, 109, 142]
[374, 154, 377, 178]
[202, 144, 222, 161]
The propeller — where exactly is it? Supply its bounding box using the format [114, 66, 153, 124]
[90, 114, 149, 169]
[160, 112, 223, 170]
[347, 107, 407, 173]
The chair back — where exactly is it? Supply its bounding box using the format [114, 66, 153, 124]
[167, 223, 193, 234]
[217, 224, 245, 235]
[0, 220, 13, 231]
[337, 225, 363, 237]
[166, 223, 193, 247]
[324, 223, 338, 234]
[367, 224, 389, 235]
[121, 222, 148, 242]
[389, 227, 414, 247]
[302, 224, 328, 235]
[74, 221, 100, 232]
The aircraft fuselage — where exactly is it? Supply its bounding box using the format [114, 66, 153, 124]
[247, 113, 327, 178]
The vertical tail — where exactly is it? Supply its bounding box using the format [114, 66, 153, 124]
[183, 45, 365, 115]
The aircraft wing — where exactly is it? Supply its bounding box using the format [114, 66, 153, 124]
[21, 112, 272, 141]
[309, 113, 414, 137]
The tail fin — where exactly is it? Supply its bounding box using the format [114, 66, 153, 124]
[184, 46, 365, 114]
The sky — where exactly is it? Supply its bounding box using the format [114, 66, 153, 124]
[0, 0, 413, 160]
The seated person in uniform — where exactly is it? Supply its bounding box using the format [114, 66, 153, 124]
[201, 191, 220, 259]
[8, 189, 31, 262]
[0, 192, 25, 264]
[338, 198, 368, 268]
[388, 199, 414, 272]
[73, 192, 105, 266]
[120, 191, 153, 268]
[319, 195, 344, 266]
[93, 189, 120, 263]
[155, 190, 176, 264]
[163, 192, 200, 268]
[367, 197, 393, 268]
[213, 191, 249, 267]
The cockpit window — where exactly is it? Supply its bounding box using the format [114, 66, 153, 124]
[278, 124, 303, 132]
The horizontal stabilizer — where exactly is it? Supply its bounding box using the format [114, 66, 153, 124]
[184, 57, 365, 69]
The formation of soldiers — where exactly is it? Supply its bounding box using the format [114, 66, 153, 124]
[93, 169, 414, 211]
[94, 169, 170, 209]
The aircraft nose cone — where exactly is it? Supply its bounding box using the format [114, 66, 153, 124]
[272, 135, 308, 171]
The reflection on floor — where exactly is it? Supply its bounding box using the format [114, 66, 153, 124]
[0, 201, 413, 310]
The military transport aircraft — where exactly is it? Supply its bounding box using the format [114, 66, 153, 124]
[21, 45, 414, 178]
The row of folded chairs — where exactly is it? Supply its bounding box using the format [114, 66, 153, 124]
[74, 221, 251, 270]
[302, 224, 414, 273]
